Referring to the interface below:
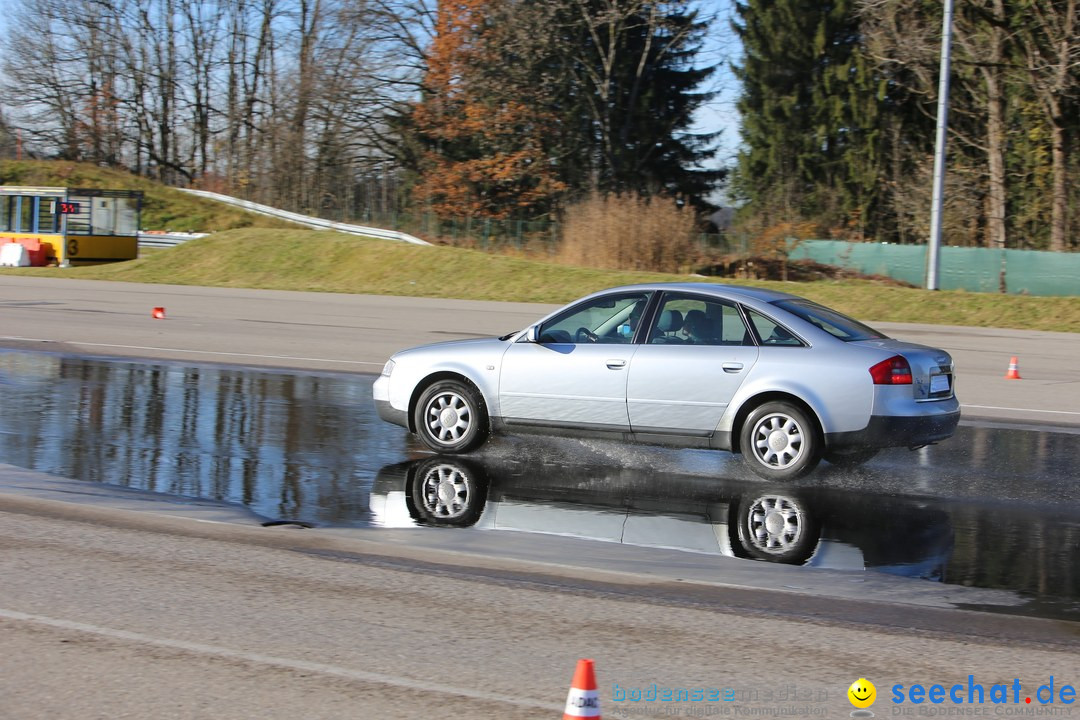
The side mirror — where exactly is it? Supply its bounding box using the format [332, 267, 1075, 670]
[522, 326, 540, 343]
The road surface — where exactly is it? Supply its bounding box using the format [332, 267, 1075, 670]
[1, 275, 1077, 719]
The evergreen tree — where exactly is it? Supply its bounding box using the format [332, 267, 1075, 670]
[733, 0, 883, 236]
[407, 0, 722, 218]
[558, 0, 723, 204]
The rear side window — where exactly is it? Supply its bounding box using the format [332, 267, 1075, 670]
[772, 299, 886, 342]
[647, 294, 752, 346]
[745, 309, 804, 346]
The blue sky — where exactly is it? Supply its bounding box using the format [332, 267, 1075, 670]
[695, 0, 743, 200]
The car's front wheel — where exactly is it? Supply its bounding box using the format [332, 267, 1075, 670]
[406, 458, 488, 527]
[740, 401, 822, 480]
[414, 379, 489, 453]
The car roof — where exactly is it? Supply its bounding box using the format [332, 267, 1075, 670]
[600, 282, 804, 304]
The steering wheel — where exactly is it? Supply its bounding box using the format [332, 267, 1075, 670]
[575, 327, 599, 343]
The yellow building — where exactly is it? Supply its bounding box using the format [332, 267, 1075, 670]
[0, 186, 143, 265]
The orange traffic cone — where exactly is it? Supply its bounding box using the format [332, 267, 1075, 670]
[1005, 356, 1021, 380]
[152, 307, 166, 319]
[563, 659, 601, 719]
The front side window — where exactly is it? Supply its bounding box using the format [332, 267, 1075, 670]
[537, 293, 651, 344]
[647, 294, 752, 346]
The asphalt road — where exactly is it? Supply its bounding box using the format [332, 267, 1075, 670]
[1, 275, 1079, 719]
[2, 486, 1078, 720]
[1, 275, 1078, 428]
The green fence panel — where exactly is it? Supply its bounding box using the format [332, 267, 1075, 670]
[939, 246, 1006, 293]
[790, 241, 1080, 296]
[1003, 249, 1080, 296]
[789, 241, 927, 286]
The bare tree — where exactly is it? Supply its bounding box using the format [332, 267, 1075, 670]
[179, 0, 225, 181]
[1016, 0, 1079, 251]
[0, 0, 113, 160]
[860, 0, 1018, 248]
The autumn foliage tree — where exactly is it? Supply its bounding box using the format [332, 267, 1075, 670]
[409, 0, 721, 219]
[410, 0, 567, 218]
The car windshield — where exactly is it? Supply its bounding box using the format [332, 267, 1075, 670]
[772, 299, 887, 342]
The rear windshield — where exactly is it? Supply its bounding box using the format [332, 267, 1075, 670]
[772, 299, 887, 342]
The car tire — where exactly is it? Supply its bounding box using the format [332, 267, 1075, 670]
[406, 458, 488, 527]
[823, 448, 880, 468]
[740, 401, 821, 480]
[414, 379, 489, 453]
[731, 493, 820, 564]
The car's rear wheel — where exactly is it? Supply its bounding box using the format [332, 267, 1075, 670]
[740, 401, 821, 480]
[414, 379, 489, 453]
[732, 493, 819, 564]
[823, 448, 880, 468]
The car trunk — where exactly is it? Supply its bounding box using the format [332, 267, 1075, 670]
[853, 339, 955, 400]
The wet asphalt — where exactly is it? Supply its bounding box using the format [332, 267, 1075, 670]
[0, 349, 1076, 616]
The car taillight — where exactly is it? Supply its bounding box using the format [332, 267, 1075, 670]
[870, 355, 912, 385]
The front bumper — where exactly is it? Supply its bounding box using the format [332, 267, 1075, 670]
[375, 398, 409, 429]
[373, 375, 409, 429]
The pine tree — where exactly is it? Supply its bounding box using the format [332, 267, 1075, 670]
[408, 0, 722, 218]
[733, 0, 883, 236]
[559, 0, 723, 203]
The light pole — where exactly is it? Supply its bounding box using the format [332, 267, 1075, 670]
[926, 0, 955, 290]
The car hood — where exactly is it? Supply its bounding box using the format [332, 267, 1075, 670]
[392, 336, 509, 359]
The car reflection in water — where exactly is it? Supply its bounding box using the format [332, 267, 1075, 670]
[371, 455, 954, 578]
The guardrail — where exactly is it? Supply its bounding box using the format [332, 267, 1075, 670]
[138, 232, 208, 248]
[176, 188, 430, 246]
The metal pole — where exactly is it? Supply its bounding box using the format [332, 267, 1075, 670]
[927, 0, 955, 290]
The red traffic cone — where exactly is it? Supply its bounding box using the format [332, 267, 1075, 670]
[152, 307, 166, 319]
[563, 659, 600, 719]
[1005, 356, 1021, 380]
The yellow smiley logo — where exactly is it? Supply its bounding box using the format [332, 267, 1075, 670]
[848, 678, 876, 709]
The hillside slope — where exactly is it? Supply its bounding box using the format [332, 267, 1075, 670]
[0, 160, 292, 232]
[2, 228, 1071, 331]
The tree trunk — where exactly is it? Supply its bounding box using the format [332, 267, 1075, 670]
[984, 68, 1007, 249]
[1049, 114, 1067, 252]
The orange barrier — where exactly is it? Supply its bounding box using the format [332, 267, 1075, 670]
[2, 237, 52, 266]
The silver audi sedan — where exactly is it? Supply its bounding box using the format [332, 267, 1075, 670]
[373, 283, 960, 480]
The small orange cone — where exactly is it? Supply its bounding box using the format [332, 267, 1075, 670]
[152, 307, 166, 319]
[563, 659, 600, 719]
[1005, 356, 1021, 380]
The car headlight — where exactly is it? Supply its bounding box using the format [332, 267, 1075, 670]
[381, 359, 396, 377]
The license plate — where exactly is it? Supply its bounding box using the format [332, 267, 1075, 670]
[930, 374, 950, 393]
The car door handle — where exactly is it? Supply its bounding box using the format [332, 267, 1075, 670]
[606, 359, 627, 369]
[722, 362, 744, 373]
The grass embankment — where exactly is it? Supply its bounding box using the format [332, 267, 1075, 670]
[0, 160, 291, 232]
[2, 159, 1077, 331]
[6, 228, 1080, 333]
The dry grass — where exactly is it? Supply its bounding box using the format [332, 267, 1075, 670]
[557, 193, 701, 273]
